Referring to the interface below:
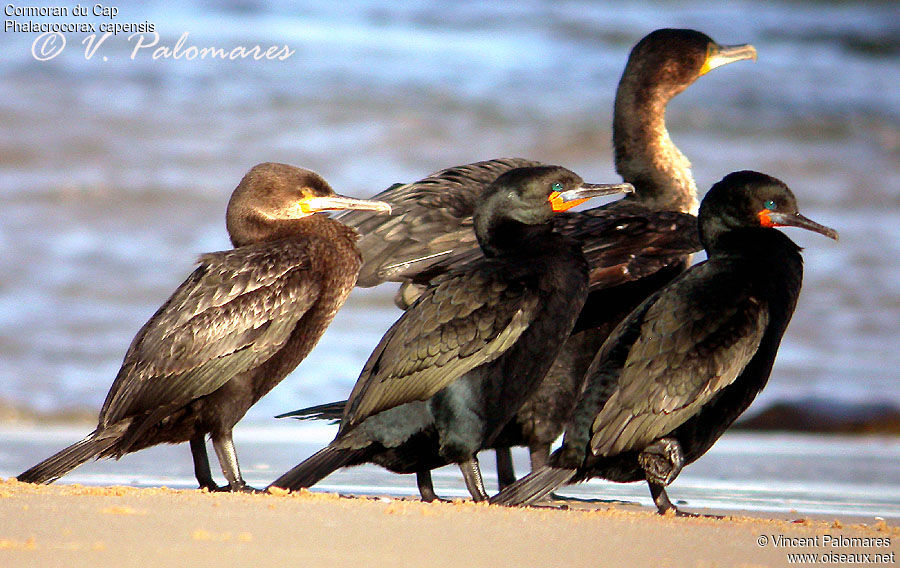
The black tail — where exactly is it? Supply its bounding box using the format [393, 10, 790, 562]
[17, 429, 120, 484]
[275, 400, 346, 424]
[268, 445, 367, 491]
[490, 466, 577, 506]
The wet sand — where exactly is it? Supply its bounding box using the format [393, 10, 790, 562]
[1, 479, 896, 568]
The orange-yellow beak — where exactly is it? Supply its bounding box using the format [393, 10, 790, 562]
[699, 42, 757, 76]
[549, 182, 634, 212]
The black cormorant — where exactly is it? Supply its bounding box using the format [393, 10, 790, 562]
[491, 170, 838, 514]
[269, 166, 633, 501]
[17, 162, 391, 491]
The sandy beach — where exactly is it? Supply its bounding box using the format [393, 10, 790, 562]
[1, 478, 896, 568]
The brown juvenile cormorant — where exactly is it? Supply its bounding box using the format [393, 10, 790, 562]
[279, 29, 757, 488]
[491, 171, 838, 514]
[17, 162, 391, 491]
[269, 166, 633, 501]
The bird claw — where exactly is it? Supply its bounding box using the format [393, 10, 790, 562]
[527, 499, 570, 510]
[664, 507, 725, 520]
[213, 482, 263, 493]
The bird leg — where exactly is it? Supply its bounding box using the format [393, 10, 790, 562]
[190, 435, 222, 491]
[639, 438, 697, 516]
[647, 482, 683, 515]
[416, 470, 447, 502]
[211, 431, 258, 492]
[495, 447, 517, 490]
[458, 457, 489, 502]
[647, 481, 726, 518]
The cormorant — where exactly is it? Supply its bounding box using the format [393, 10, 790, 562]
[269, 166, 633, 501]
[491, 171, 838, 514]
[17, 163, 391, 491]
[280, 29, 757, 488]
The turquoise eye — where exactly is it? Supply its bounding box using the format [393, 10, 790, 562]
[551, 182, 563, 193]
[763, 199, 776, 210]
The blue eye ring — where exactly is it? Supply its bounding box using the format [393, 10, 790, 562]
[763, 199, 776, 210]
[551, 182, 564, 193]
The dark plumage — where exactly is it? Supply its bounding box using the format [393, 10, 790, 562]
[269, 166, 633, 501]
[17, 163, 391, 491]
[283, 29, 756, 488]
[491, 171, 838, 514]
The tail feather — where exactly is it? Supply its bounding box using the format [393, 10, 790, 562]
[275, 400, 346, 424]
[490, 466, 577, 506]
[17, 429, 120, 484]
[268, 445, 367, 491]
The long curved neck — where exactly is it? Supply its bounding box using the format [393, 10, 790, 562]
[613, 75, 698, 215]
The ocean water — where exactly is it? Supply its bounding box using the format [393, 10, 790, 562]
[0, 1, 898, 514]
[2, 425, 900, 519]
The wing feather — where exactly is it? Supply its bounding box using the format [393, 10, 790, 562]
[100, 241, 321, 426]
[588, 262, 768, 456]
[340, 264, 540, 431]
[333, 158, 542, 285]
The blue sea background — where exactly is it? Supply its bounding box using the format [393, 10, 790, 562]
[0, 1, 898, 516]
